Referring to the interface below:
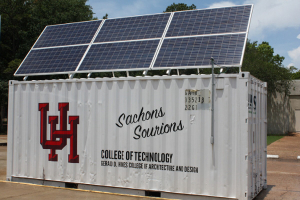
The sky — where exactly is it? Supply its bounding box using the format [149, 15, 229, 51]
[87, 0, 300, 70]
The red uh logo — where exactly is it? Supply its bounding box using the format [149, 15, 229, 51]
[39, 103, 79, 163]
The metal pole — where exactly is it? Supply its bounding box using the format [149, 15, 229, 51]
[210, 57, 215, 144]
[69, 74, 74, 79]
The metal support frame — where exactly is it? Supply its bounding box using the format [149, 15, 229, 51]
[69, 74, 74, 79]
[149, 12, 174, 70]
[210, 57, 215, 145]
[143, 70, 148, 76]
[166, 69, 171, 76]
[87, 73, 92, 78]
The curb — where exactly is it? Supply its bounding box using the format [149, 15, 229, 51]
[267, 155, 300, 159]
[267, 155, 279, 159]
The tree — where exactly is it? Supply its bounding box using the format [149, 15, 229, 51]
[103, 13, 108, 19]
[164, 3, 196, 12]
[242, 41, 292, 95]
[291, 66, 300, 79]
[0, 81, 8, 134]
[292, 71, 300, 79]
[0, 0, 33, 80]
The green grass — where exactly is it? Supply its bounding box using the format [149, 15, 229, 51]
[267, 135, 284, 145]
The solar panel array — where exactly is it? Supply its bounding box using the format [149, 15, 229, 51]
[15, 5, 252, 76]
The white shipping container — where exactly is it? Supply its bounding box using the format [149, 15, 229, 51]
[7, 72, 267, 200]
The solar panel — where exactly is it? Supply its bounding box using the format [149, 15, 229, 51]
[166, 5, 251, 37]
[34, 20, 102, 48]
[154, 34, 246, 68]
[79, 40, 160, 71]
[15, 46, 87, 75]
[94, 13, 170, 43]
[14, 5, 253, 77]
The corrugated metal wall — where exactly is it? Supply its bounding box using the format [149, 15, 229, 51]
[7, 73, 267, 200]
[247, 75, 268, 199]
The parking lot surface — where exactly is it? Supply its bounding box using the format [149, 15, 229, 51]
[255, 133, 300, 200]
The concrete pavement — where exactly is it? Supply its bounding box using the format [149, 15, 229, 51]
[255, 133, 300, 200]
[0, 180, 166, 200]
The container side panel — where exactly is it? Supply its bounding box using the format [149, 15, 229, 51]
[8, 75, 265, 199]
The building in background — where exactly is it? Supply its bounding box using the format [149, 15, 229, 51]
[268, 80, 300, 134]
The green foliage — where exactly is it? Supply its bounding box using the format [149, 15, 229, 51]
[0, 81, 8, 133]
[0, 81, 8, 107]
[164, 3, 196, 12]
[292, 70, 300, 79]
[242, 41, 292, 95]
[0, 0, 32, 78]
[289, 66, 300, 79]
[4, 59, 22, 74]
[32, 0, 94, 25]
[103, 13, 108, 19]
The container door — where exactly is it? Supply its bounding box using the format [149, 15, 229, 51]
[248, 77, 267, 199]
